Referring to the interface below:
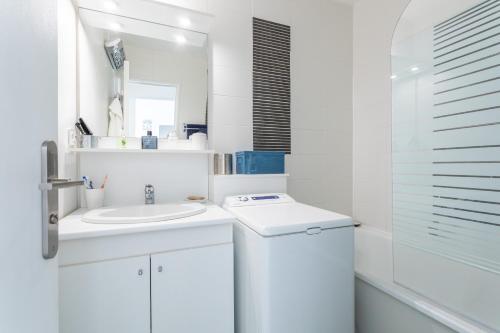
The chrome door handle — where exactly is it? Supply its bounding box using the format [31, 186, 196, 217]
[39, 178, 84, 191]
[39, 141, 83, 259]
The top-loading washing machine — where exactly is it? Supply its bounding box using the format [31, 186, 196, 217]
[224, 193, 354, 333]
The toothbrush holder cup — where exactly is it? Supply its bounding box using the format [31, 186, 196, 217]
[85, 188, 105, 210]
[81, 135, 99, 149]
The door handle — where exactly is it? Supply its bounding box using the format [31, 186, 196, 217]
[39, 178, 84, 191]
[39, 141, 83, 259]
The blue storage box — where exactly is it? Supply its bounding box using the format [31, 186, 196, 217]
[235, 151, 285, 174]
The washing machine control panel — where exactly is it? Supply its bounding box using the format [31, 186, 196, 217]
[249, 195, 280, 201]
[224, 193, 295, 207]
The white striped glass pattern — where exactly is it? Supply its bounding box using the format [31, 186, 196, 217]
[392, 0, 500, 329]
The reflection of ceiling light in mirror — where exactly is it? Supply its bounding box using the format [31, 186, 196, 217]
[179, 17, 191, 27]
[103, 0, 118, 11]
[390, 75, 398, 80]
[411, 66, 419, 72]
[176, 35, 187, 44]
[109, 22, 122, 31]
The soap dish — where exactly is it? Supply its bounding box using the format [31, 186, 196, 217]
[185, 195, 208, 203]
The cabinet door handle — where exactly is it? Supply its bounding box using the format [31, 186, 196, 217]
[157, 265, 163, 273]
[138, 269, 144, 276]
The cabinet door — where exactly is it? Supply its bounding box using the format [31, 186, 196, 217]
[59, 256, 150, 333]
[151, 244, 234, 333]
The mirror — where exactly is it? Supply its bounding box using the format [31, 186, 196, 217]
[77, 9, 208, 142]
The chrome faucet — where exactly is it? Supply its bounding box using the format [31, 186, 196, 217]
[145, 184, 155, 205]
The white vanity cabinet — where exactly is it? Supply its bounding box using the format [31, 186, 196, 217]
[151, 244, 234, 333]
[59, 256, 151, 333]
[60, 244, 234, 333]
[58, 207, 235, 333]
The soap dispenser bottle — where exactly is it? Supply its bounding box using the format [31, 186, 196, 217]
[142, 130, 158, 149]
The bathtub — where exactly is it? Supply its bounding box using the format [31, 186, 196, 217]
[354, 226, 495, 333]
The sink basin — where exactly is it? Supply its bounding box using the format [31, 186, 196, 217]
[82, 203, 207, 224]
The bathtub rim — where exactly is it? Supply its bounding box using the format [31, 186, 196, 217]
[355, 226, 496, 333]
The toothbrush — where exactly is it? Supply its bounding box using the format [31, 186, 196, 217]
[100, 175, 109, 189]
[82, 176, 90, 189]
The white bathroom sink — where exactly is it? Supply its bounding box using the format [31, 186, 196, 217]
[81, 203, 207, 224]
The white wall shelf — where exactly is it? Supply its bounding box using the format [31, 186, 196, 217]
[213, 174, 289, 178]
[69, 148, 214, 154]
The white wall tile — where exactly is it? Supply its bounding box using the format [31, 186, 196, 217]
[252, 0, 292, 25]
[325, 126, 353, 158]
[212, 95, 252, 127]
[287, 154, 327, 180]
[126, 46, 155, 81]
[212, 65, 252, 98]
[207, 0, 251, 16]
[287, 0, 353, 215]
[78, 23, 114, 137]
[58, 0, 79, 217]
[324, 152, 353, 215]
[352, 0, 409, 230]
[209, 8, 252, 68]
[291, 104, 329, 131]
[80, 154, 209, 207]
[288, 178, 330, 209]
[211, 37, 252, 70]
[291, 129, 327, 155]
[211, 124, 253, 153]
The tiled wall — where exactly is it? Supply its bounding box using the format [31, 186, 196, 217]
[352, 0, 410, 230]
[288, 0, 353, 214]
[79, 153, 209, 206]
[78, 24, 115, 137]
[60, 0, 354, 216]
[58, 0, 79, 217]
[208, 0, 354, 215]
[208, 0, 253, 153]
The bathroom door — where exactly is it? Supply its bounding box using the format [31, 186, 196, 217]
[0, 1, 59, 333]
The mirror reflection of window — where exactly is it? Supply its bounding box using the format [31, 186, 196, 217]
[128, 82, 177, 138]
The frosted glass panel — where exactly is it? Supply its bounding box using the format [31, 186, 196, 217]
[392, 0, 500, 330]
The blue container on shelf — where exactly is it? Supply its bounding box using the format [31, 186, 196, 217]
[235, 151, 285, 174]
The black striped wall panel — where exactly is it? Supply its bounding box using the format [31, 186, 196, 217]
[252, 17, 291, 153]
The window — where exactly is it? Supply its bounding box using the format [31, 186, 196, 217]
[127, 82, 177, 138]
[134, 98, 175, 138]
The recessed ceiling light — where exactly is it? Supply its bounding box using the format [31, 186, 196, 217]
[390, 74, 398, 80]
[176, 35, 187, 44]
[109, 22, 122, 31]
[411, 66, 419, 72]
[179, 17, 191, 28]
[103, 0, 118, 11]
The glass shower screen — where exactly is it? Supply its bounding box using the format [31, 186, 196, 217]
[392, 0, 500, 329]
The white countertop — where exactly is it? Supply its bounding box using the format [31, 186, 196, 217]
[59, 204, 236, 241]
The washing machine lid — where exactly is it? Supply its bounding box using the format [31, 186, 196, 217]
[223, 194, 352, 236]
